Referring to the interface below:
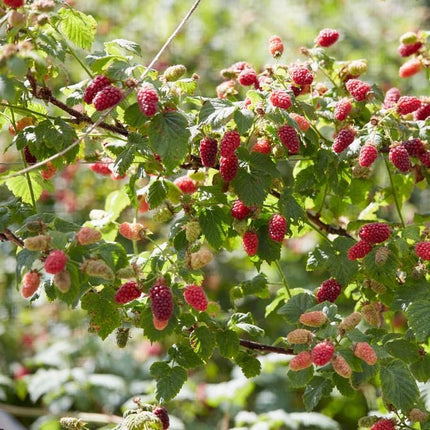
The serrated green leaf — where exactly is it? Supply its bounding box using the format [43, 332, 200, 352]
[241, 273, 269, 298]
[216, 329, 239, 358]
[58, 8, 97, 50]
[5, 172, 43, 204]
[235, 351, 261, 378]
[287, 367, 314, 388]
[149, 112, 190, 172]
[105, 39, 141, 56]
[124, 103, 148, 128]
[0, 75, 16, 101]
[303, 376, 333, 411]
[190, 326, 215, 361]
[406, 300, 430, 342]
[81, 288, 121, 340]
[15, 249, 39, 281]
[148, 180, 168, 209]
[199, 99, 237, 128]
[199, 207, 227, 249]
[232, 168, 271, 207]
[150, 363, 187, 402]
[94, 242, 128, 270]
[332, 373, 356, 397]
[104, 189, 130, 221]
[385, 339, 420, 363]
[234, 109, 255, 135]
[278, 293, 317, 323]
[140, 306, 175, 342]
[380, 359, 419, 411]
[256, 223, 281, 263]
[168, 343, 203, 369]
[113, 145, 136, 176]
[229, 313, 265, 338]
[410, 355, 430, 383]
[278, 191, 306, 223]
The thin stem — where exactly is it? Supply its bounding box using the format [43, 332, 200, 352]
[145, 234, 177, 267]
[20, 150, 37, 209]
[384, 156, 405, 227]
[2, 0, 203, 181]
[0, 102, 55, 119]
[274, 260, 291, 298]
[239, 338, 293, 355]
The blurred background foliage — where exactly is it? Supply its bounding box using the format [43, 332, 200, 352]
[0, 0, 429, 429]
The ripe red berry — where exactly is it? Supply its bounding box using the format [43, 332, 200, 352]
[3, 0, 24, 8]
[252, 137, 271, 154]
[289, 351, 313, 371]
[93, 86, 123, 111]
[83, 75, 111, 104]
[183, 284, 208, 311]
[219, 154, 239, 182]
[345, 79, 371, 101]
[419, 151, 430, 167]
[383, 87, 401, 109]
[299, 311, 327, 327]
[24, 146, 37, 164]
[389, 145, 410, 172]
[118, 222, 145, 241]
[317, 278, 341, 303]
[414, 103, 430, 121]
[332, 128, 356, 153]
[238, 68, 258, 86]
[149, 283, 174, 326]
[174, 176, 197, 194]
[415, 241, 430, 260]
[231, 200, 251, 220]
[289, 113, 310, 132]
[359, 144, 378, 167]
[137, 83, 159, 117]
[397, 96, 421, 115]
[270, 90, 292, 110]
[358, 223, 391, 244]
[268, 214, 287, 242]
[347, 240, 373, 260]
[153, 406, 170, 430]
[334, 98, 352, 121]
[402, 138, 425, 157]
[243, 231, 258, 256]
[398, 42, 422, 57]
[44, 250, 67, 275]
[399, 58, 422, 78]
[269, 35, 284, 58]
[290, 66, 313, 86]
[220, 130, 241, 157]
[315, 28, 340, 47]
[370, 419, 395, 430]
[199, 137, 218, 167]
[90, 157, 112, 175]
[354, 342, 377, 365]
[311, 341, 335, 366]
[21, 271, 40, 298]
[114, 281, 141, 304]
[278, 124, 300, 154]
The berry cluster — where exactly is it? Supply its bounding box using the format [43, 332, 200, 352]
[348, 223, 391, 260]
[149, 281, 174, 330]
[83, 75, 122, 111]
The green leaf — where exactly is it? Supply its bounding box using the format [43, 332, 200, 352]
[380, 359, 419, 411]
[278, 191, 306, 223]
[0, 75, 16, 101]
[229, 313, 265, 338]
[150, 362, 187, 402]
[94, 242, 128, 270]
[406, 300, 430, 342]
[104, 189, 130, 222]
[303, 376, 333, 411]
[124, 103, 148, 128]
[216, 329, 240, 358]
[232, 168, 271, 207]
[199, 98, 237, 128]
[81, 288, 121, 340]
[199, 207, 227, 249]
[140, 306, 175, 342]
[148, 180, 168, 209]
[241, 273, 269, 298]
[58, 8, 97, 50]
[15, 249, 39, 281]
[278, 293, 317, 323]
[385, 339, 420, 363]
[234, 109, 255, 135]
[105, 39, 141, 56]
[256, 223, 281, 264]
[149, 111, 190, 172]
[5, 172, 43, 204]
[190, 326, 215, 361]
[113, 145, 136, 176]
[287, 367, 314, 388]
[332, 373, 356, 397]
[234, 352, 261, 378]
[410, 355, 430, 383]
[168, 343, 203, 369]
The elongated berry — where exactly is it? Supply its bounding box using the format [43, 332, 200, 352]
[268, 214, 287, 242]
[289, 351, 312, 371]
[332, 128, 355, 153]
[278, 124, 300, 154]
[93, 86, 123, 111]
[331, 354, 352, 378]
[270, 90, 292, 110]
[389, 145, 410, 172]
[397, 96, 421, 115]
[289, 113, 310, 131]
[174, 176, 197, 194]
[153, 406, 170, 430]
[415, 241, 430, 260]
[317, 278, 341, 303]
[399, 58, 422, 78]
[252, 137, 271, 154]
[383, 87, 401, 109]
[354, 342, 377, 365]
[345, 79, 371, 101]
[24, 234, 51, 251]
[299, 311, 327, 327]
[119, 222, 145, 241]
[231, 200, 251, 220]
[286, 328, 313, 344]
[315, 28, 340, 47]
[311, 341, 335, 366]
[76, 227, 101, 245]
[339, 312, 361, 332]
[358, 223, 391, 244]
[21, 271, 40, 298]
[347, 240, 373, 260]
[238, 68, 258, 86]
[415, 103, 430, 121]
[290, 66, 313, 86]
[44, 250, 67, 275]
[398, 42, 422, 57]
[137, 83, 159, 117]
[82, 259, 114, 280]
[149, 283, 174, 329]
[83, 75, 111, 104]
[183, 284, 208, 311]
[199, 137, 218, 167]
[243, 231, 258, 256]
[220, 130, 241, 157]
[269, 35, 284, 58]
[219, 154, 239, 181]
[359, 144, 378, 167]
[334, 98, 352, 121]
[54, 270, 71, 293]
[115, 281, 141, 304]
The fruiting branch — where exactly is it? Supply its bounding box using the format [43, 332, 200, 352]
[0, 228, 24, 248]
[239, 339, 293, 355]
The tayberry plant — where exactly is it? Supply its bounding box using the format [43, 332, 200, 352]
[0, 1, 430, 429]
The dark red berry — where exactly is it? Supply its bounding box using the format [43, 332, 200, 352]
[358, 223, 391, 244]
[419, 151, 430, 167]
[243, 231, 258, 256]
[415, 241, 430, 260]
[24, 146, 37, 164]
[398, 42, 422, 57]
[290, 66, 313, 86]
[219, 154, 239, 182]
[238, 68, 258, 86]
[397, 96, 421, 115]
[93, 86, 123, 111]
[389, 145, 411, 172]
[199, 137, 218, 167]
[383, 87, 401, 109]
[83, 75, 111, 104]
[317, 278, 341, 303]
[334, 98, 352, 121]
[220, 130, 241, 157]
[114, 281, 141, 304]
[3, 0, 24, 8]
[332, 128, 356, 153]
[137, 83, 159, 117]
[231, 200, 251, 220]
[345, 79, 371, 101]
[347, 240, 373, 260]
[278, 125, 300, 154]
[149, 283, 174, 322]
[414, 103, 430, 121]
[268, 214, 287, 242]
[153, 407, 170, 430]
[359, 144, 378, 167]
[402, 138, 425, 157]
[270, 90, 292, 110]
